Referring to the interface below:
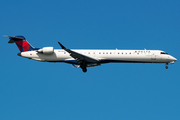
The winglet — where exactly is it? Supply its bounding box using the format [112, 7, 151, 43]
[58, 42, 66, 49]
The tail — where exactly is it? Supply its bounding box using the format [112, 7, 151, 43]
[6, 35, 38, 52]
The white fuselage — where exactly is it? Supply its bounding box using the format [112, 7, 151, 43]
[19, 49, 177, 65]
[7, 35, 177, 72]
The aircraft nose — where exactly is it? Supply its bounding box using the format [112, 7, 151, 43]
[170, 56, 177, 61]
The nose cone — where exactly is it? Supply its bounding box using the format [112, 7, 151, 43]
[174, 58, 177, 61]
[168, 56, 177, 64]
[170, 56, 177, 61]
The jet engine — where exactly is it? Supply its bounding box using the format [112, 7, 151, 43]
[37, 47, 54, 54]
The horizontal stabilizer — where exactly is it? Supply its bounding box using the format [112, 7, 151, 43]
[8, 39, 15, 43]
[4, 35, 24, 43]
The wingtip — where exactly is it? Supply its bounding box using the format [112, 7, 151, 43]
[58, 42, 66, 49]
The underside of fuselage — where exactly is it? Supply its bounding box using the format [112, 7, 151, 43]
[46, 59, 173, 64]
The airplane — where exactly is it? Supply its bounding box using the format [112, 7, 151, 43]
[6, 35, 177, 72]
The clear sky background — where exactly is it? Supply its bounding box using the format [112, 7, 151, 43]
[0, 0, 180, 120]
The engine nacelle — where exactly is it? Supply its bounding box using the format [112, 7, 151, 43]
[37, 47, 54, 54]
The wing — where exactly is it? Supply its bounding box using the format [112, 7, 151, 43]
[58, 42, 99, 64]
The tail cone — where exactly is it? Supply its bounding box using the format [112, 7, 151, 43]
[17, 53, 21, 56]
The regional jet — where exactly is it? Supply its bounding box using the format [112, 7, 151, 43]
[6, 36, 177, 72]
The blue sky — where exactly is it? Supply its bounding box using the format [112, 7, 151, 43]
[0, 0, 180, 120]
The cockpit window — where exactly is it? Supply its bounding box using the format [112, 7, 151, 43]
[161, 52, 168, 55]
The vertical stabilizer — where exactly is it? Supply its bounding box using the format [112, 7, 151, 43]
[6, 36, 38, 52]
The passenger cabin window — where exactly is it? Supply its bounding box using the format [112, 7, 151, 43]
[161, 52, 168, 55]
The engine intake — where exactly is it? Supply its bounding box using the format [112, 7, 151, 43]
[37, 47, 54, 54]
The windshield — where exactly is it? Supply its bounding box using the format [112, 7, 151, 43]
[161, 52, 168, 55]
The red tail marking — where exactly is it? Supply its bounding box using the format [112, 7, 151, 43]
[15, 41, 31, 52]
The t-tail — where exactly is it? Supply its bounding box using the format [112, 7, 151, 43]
[6, 36, 38, 52]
